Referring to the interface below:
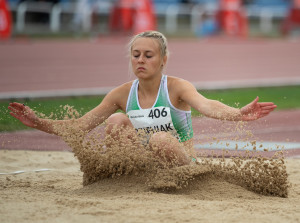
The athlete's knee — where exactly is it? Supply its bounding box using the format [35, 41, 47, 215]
[106, 113, 132, 134]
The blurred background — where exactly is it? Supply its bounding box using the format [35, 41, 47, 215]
[1, 0, 300, 152]
[1, 0, 300, 98]
[1, 0, 300, 39]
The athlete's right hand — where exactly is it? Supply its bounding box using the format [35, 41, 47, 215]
[8, 102, 40, 128]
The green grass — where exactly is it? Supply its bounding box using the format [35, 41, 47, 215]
[0, 96, 104, 132]
[1, 86, 300, 132]
[192, 86, 300, 116]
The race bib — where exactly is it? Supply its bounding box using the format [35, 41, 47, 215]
[127, 106, 177, 136]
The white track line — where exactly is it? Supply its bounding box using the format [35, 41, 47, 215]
[0, 86, 114, 100]
[0, 169, 52, 175]
[1, 77, 300, 100]
[193, 77, 300, 90]
[195, 141, 300, 151]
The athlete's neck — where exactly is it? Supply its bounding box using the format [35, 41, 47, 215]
[138, 74, 162, 96]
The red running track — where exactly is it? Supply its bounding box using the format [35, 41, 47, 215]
[1, 37, 300, 95]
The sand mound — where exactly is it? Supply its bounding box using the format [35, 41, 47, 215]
[54, 122, 289, 197]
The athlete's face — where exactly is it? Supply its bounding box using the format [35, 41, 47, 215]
[131, 38, 166, 79]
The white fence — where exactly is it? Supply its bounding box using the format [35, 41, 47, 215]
[9, 1, 288, 34]
[11, 1, 112, 32]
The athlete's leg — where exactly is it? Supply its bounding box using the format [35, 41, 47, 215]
[149, 131, 191, 166]
[106, 114, 191, 165]
[105, 113, 140, 147]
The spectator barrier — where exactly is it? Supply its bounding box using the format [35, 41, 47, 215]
[9, 0, 289, 35]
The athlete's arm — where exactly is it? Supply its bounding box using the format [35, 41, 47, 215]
[8, 83, 131, 135]
[174, 79, 276, 121]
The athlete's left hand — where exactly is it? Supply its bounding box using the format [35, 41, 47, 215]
[240, 97, 277, 121]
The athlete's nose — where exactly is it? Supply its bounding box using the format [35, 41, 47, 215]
[138, 55, 145, 63]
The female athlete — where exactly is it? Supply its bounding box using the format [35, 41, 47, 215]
[8, 31, 277, 166]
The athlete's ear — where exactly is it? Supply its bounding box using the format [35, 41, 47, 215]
[162, 55, 167, 67]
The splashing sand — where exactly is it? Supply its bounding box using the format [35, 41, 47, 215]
[48, 105, 289, 198]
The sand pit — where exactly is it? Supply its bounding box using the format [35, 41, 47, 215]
[0, 149, 299, 223]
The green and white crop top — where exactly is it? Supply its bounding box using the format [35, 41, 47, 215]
[126, 75, 193, 142]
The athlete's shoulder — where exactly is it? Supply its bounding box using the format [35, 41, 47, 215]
[104, 81, 134, 110]
[166, 76, 192, 88]
[106, 81, 133, 102]
[112, 80, 134, 93]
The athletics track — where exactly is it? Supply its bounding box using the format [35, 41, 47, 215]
[0, 37, 299, 157]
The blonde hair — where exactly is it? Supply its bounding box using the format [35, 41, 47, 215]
[128, 31, 169, 59]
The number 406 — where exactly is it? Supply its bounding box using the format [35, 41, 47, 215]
[148, 108, 167, 119]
